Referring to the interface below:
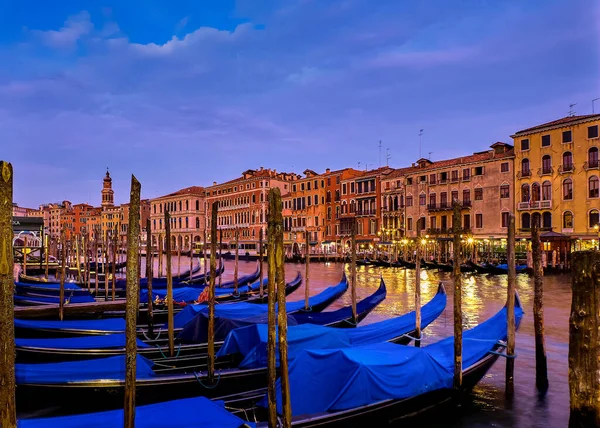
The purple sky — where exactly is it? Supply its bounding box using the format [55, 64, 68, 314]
[2, 0, 599, 208]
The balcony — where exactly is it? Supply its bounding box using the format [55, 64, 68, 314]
[558, 164, 574, 174]
[462, 176, 471, 182]
[382, 206, 404, 213]
[517, 170, 531, 179]
[517, 200, 552, 210]
[450, 177, 460, 183]
[537, 167, 554, 177]
[219, 203, 250, 211]
[427, 202, 469, 211]
[356, 209, 377, 217]
[438, 179, 448, 184]
[291, 226, 306, 232]
[426, 227, 472, 235]
[218, 223, 250, 230]
[584, 160, 599, 171]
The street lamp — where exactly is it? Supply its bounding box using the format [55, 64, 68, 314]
[594, 224, 599, 250]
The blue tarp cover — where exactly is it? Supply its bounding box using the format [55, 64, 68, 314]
[16, 355, 156, 384]
[16, 334, 150, 350]
[269, 299, 524, 416]
[14, 317, 126, 333]
[15, 281, 82, 291]
[172, 275, 347, 330]
[14, 294, 95, 304]
[140, 279, 266, 304]
[217, 285, 446, 368]
[18, 397, 255, 428]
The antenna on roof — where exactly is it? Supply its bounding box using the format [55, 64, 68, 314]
[378, 140, 382, 167]
[418, 129, 424, 159]
[569, 103, 577, 117]
[428, 151, 433, 160]
[386, 148, 391, 166]
[593, 98, 600, 114]
[357, 161, 361, 170]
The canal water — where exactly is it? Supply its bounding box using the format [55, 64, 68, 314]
[215, 258, 570, 428]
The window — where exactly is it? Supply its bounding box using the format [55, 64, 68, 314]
[314, 195, 318, 205]
[474, 166, 484, 176]
[301, 183, 305, 191]
[563, 211, 573, 229]
[590, 210, 600, 228]
[590, 176, 599, 198]
[462, 169, 470, 180]
[475, 213, 483, 228]
[293, 184, 297, 192]
[562, 130, 572, 143]
[589, 125, 599, 139]
[542, 212, 552, 229]
[419, 194, 426, 205]
[336, 176, 340, 184]
[430, 174, 436, 184]
[440, 172, 448, 182]
[522, 213, 531, 229]
[430, 216, 437, 229]
[462, 189, 471, 203]
[501, 162, 509, 172]
[532, 182, 540, 202]
[407, 178, 413, 185]
[440, 192, 448, 206]
[563, 178, 573, 200]
[451, 170, 459, 182]
[419, 175, 427, 183]
[441, 215, 447, 230]
[541, 135, 551, 147]
[429, 193, 436, 206]
[542, 181, 552, 200]
[342, 183, 347, 195]
[451, 190, 459, 202]
[521, 139, 530, 151]
[474, 188, 483, 200]
[407, 217, 413, 231]
[406, 195, 413, 207]
[521, 183, 530, 202]
[463, 214, 471, 230]
[500, 184, 510, 199]
[502, 212, 510, 228]
[562, 152, 573, 170]
[521, 158, 530, 176]
[589, 147, 599, 168]
[542, 155, 552, 174]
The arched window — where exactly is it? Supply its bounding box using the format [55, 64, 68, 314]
[531, 182, 541, 202]
[542, 155, 552, 174]
[195, 200, 199, 210]
[522, 213, 531, 229]
[195, 217, 200, 229]
[542, 212, 552, 229]
[521, 158, 530, 176]
[521, 183, 530, 202]
[252, 194, 256, 203]
[589, 176, 599, 198]
[563, 211, 573, 229]
[563, 178, 573, 200]
[562, 151, 573, 169]
[532, 212, 541, 228]
[542, 181, 552, 200]
[590, 209, 599, 228]
[186, 200, 189, 210]
[589, 147, 599, 168]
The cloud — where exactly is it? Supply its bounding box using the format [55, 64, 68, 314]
[367, 46, 478, 69]
[32, 11, 93, 49]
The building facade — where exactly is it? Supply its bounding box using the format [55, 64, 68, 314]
[512, 114, 600, 251]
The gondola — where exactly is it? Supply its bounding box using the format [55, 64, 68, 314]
[355, 258, 371, 266]
[466, 260, 491, 274]
[400, 259, 416, 269]
[14, 278, 449, 416]
[222, 291, 524, 427]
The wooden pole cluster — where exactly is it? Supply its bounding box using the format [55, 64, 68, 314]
[267, 188, 292, 427]
[305, 231, 310, 310]
[0, 161, 16, 428]
[112, 227, 117, 301]
[59, 226, 66, 320]
[234, 227, 239, 294]
[415, 225, 422, 345]
[259, 228, 264, 298]
[123, 175, 141, 428]
[505, 213, 516, 396]
[165, 210, 174, 357]
[452, 201, 463, 391]
[569, 250, 600, 427]
[532, 219, 549, 392]
[207, 202, 218, 383]
[94, 236, 99, 295]
[146, 219, 154, 336]
[350, 219, 357, 322]
[23, 235, 27, 276]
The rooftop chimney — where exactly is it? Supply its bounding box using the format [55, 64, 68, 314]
[213, 181, 217, 186]
[326, 168, 331, 174]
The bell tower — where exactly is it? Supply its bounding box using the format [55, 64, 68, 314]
[101, 169, 114, 208]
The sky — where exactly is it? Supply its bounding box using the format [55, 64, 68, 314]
[1, 0, 599, 207]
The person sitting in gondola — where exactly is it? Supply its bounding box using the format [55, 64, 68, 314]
[196, 287, 209, 304]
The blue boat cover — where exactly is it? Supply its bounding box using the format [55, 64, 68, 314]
[16, 355, 156, 384]
[268, 299, 524, 416]
[14, 294, 96, 304]
[15, 281, 82, 291]
[139, 279, 266, 304]
[172, 275, 347, 329]
[217, 284, 446, 369]
[16, 334, 150, 350]
[18, 397, 254, 428]
[14, 317, 126, 333]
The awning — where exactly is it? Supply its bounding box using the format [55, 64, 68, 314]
[356, 239, 373, 243]
[309, 241, 319, 246]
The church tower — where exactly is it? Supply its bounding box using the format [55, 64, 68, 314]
[101, 169, 114, 208]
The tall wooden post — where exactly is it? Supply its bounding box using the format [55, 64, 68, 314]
[124, 175, 141, 428]
[94, 236, 99, 295]
[112, 226, 117, 301]
[233, 227, 239, 294]
[506, 213, 516, 396]
[22, 236, 27, 276]
[351, 219, 357, 322]
[259, 228, 264, 298]
[103, 232, 108, 301]
[189, 234, 193, 282]
[44, 234, 49, 280]
[207, 202, 218, 383]
[415, 225, 422, 346]
[203, 229, 208, 276]
[305, 231, 310, 310]
[532, 218, 549, 392]
[59, 227, 66, 320]
[569, 250, 600, 427]
[218, 229, 223, 288]
[452, 201, 463, 391]
[267, 192, 278, 427]
[146, 219, 154, 335]
[273, 188, 292, 426]
[0, 161, 16, 428]
[75, 235, 82, 284]
[157, 233, 163, 278]
[165, 211, 174, 357]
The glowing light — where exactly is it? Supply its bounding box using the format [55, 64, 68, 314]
[467, 237, 474, 244]
[420, 239, 427, 245]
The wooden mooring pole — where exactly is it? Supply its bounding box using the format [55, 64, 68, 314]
[569, 250, 600, 427]
[177, 238, 181, 277]
[505, 213, 516, 397]
[123, 175, 141, 428]
[452, 200, 463, 391]
[267, 191, 278, 427]
[233, 227, 239, 294]
[112, 226, 117, 301]
[207, 202, 218, 383]
[351, 219, 357, 322]
[94, 236, 99, 295]
[203, 229, 208, 276]
[44, 234, 49, 280]
[23, 235, 27, 276]
[165, 210, 174, 357]
[158, 233, 163, 278]
[189, 234, 193, 282]
[59, 227, 66, 320]
[415, 225, 422, 346]
[218, 229, 223, 288]
[0, 161, 16, 428]
[305, 231, 310, 310]
[532, 218, 549, 392]
[146, 219, 154, 336]
[259, 228, 264, 298]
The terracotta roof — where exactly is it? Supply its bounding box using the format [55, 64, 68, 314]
[383, 166, 418, 180]
[512, 114, 600, 136]
[158, 186, 205, 199]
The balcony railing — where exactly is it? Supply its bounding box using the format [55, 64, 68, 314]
[220, 203, 250, 211]
[291, 226, 306, 232]
[356, 209, 377, 216]
[584, 160, 600, 170]
[450, 176, 459, 183]
[426, 202, 470, 211]
[517, 170, 531, 178]
[382, 206, 404, 213]
[537, 167, 554, 176]
[426, 227, 472, 235]
[558, 164, 574, 174]
[438, 179, 448, 184]
[517, 200, 552, 210]
[462, 176, 471, 182]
